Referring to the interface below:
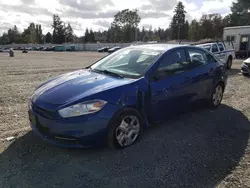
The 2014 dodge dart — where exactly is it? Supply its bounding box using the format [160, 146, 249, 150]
[28, 44, 227, 149]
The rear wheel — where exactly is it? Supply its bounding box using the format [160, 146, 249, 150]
[107, 109, 142, 149]
[227, 56, 232, 69]
[209, 84, 224, 108]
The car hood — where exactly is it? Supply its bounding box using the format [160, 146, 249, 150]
[32, 69, 134, 105]
[244, 57, 250, 64]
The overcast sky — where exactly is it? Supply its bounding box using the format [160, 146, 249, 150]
[0, 0, 236, 36]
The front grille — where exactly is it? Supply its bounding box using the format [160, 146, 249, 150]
[32, 104, 54, 119]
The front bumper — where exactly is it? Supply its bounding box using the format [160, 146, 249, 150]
[28, 103, 118, 148]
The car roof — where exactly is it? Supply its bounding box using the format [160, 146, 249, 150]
[196, 42, 223, 46]
[197, 43, 212, 46]
[131, 43, 188, 52]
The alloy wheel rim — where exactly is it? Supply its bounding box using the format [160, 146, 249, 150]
[212, 85, 223, 106]
[115, 115, 140, 147]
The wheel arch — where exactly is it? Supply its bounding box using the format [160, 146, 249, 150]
[216, 80, 225, 91]
[228, 54, 233, 61]
[107, 106, 144, 130]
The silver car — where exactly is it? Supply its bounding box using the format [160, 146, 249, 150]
[241, 57, 250, 76]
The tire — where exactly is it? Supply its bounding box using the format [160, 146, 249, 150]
[227, 56, 232, 69]
[209, 83, 224, 109]
[107, 109, 143, 149]
[242, 72, 249, 77]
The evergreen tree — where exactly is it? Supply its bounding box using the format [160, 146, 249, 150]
[45, 32, 52, 43]
[84, 28, 89, 43]
[170, 1, 187, 40]
[52, 14, 65, 44]
[65, 23, 74, 42]
[230, 0, 250, 26]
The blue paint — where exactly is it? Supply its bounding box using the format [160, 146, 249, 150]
[28, 44, 228, 148]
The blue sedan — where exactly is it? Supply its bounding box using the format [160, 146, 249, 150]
[28, 44, 227, 149]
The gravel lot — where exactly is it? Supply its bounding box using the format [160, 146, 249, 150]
[0, 51, 250, 188]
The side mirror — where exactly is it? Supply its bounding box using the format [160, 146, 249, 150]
[149, 69, 167, 81]
[150, 75, 160, 82]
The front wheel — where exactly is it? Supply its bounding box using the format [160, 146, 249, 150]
[107, 109, 142, 149]
[227, 57, 232, 69]
[209, 84, 224, 108]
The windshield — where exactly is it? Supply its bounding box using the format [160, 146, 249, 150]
[198, 44, 211, 51]
[91, 47, 163, 78]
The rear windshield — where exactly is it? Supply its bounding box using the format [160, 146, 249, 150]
[198, 45, 211, 52]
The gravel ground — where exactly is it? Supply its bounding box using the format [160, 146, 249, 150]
[0, 51, 250, 188]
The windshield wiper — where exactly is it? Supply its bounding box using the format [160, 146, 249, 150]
[93, 69, 124, 78]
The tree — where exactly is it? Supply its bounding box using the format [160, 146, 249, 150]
[106, 28, 112, 42]
[230, 0, 250, 26]
[45, 32, 52, 43]
[35, 24, 43, 43]
[188, 19, 200, 41]
[182, 21, 189, 40]
[28, 23, 36, 43]
[6, 25, 21, 44]
[170, 1, 187, 40]
[111, 9, 141, 42]
[65, 23, 74, 42]
[84, 28, 90, 43]
[52, 14, 65, 44]
[89, 29, 95, 43]
[198, 14, 224, 39]
[140, 27, 146, 41]
[223, 15, 232, 27]
[0, 33, 9, 45]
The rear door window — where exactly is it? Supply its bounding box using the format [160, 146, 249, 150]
[218, 43, 225, 52]
[212, 44, 219, 53]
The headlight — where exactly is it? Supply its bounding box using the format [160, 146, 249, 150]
[58, 100, 107, 118]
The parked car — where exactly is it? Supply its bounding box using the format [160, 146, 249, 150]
[196, 41, 235, 69]
[28, 44, 228, 149]
[66, 45, 75, 51]
[33, 46, 41, 51]
[47, 46, 56, 51]
[97, 46, 110, 52]
[22, 48, 28, 53]
[241, 57, 250, 76]
[0, 47, 10, 52]
[108, 46, 121, 53]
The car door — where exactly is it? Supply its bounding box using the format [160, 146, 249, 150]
[186, 47, 216, 101]
[211, 43, 221, 60]
[149, 48, 196, 122]
[217, 42, 227, 62]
